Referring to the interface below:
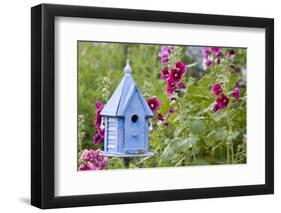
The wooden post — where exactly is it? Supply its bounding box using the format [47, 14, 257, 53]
[124, 157, 130, 168]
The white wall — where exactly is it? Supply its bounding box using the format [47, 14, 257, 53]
[0, 0, 279, 212]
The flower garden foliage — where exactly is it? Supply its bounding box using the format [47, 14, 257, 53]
[78, 42, 247, 170]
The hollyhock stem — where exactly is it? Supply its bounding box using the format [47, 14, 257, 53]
[225, 105, 232, 164]
[231, 143, 234, 163]
[226, 145, 230, 164]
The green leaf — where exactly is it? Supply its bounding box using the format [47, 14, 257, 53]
[214, 128, 228, 141]
[205, 130, 217, 147]
[190, 119, 207, 135]
[212, 110, 227, 121]
[227, 131, 240, 141]
[176, 136, 199, 149]
[174, 127, 183, 137]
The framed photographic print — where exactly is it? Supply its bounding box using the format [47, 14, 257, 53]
[31, 3, 274, 209]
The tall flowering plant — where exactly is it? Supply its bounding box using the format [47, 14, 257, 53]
[78, 149, 108, 171]
[140, 46, 246, 168]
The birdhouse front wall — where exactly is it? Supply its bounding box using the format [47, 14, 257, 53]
[124, 92, 148, 154]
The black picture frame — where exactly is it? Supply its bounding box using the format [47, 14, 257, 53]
[31, 3, 274, 209]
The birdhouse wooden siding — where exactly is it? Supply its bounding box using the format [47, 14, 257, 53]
[100, 60, 154, 157]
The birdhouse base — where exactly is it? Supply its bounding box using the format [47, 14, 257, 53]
[101, 151, 154, 158]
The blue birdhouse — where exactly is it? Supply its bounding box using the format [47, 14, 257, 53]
[100, 60, 154, 157]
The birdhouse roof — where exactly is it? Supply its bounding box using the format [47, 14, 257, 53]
[100, 61, 154, 117]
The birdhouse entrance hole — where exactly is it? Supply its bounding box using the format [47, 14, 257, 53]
[131, 114, 139, 123]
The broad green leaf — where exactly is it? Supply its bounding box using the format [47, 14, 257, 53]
[190, 119, 207, 135]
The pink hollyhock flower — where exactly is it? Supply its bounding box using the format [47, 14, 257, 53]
[202, 47, 209, 58]
[175, 61, 187, 74]
[165, 78, 176, 95]
[147, 97, 161, 112]
[158, 46, 172, 64]
[211, 47, 222, 57]
[79, 162, 96, 171]
[160, 67, 170, 80]
[216, 94, 229, 110]
[79, 149, 97, 162]
[212, 84, 222, 96]
[157, 113, 165, 121]
[169, 68, 183, 83]
[79, 149, 108, 171]
[232, 87, 241, 100]
[92, 149, 108, 170]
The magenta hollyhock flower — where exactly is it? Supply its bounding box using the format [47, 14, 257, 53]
[175, 61, 187, 74]
[212, 104, 220, 112]
[211, 47, 222, 56]
[93, 101, 104, 128]
[202, 47, 209, 58]
[79, 162, 96, 171]
[93, 130, 104, 144]
[93, 101, 105, 144]
[147, 97, 161, 112]
[160, 67, 170, 80]
[157, 113, 165, 121]
[232, 87, 241, 100]
[158, 46, 172, 64]
[216, 94, 229, 110]
[165, 78, 176, 95]
[169, 68, 183, 83]
[212, 84, 222, 96]
[177, 81, 186, 89]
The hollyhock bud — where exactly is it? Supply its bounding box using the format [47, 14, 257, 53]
[161, 67, 170, 80]
[232, 87, 241, 100]
[226, 49, 236, 60]
[157, 113, 165, 121]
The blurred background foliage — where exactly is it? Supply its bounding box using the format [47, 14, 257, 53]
[78, 41, 247, 169]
